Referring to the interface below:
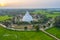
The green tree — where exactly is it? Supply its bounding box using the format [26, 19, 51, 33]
[55, 16, 60, 28]
[35, 24, 40, 31]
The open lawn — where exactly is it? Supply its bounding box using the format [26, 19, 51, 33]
[0, 26, 55, 40]
[46, 27, 60, 39]
[33, 10, 60, 18]
[0, 15, 12, 21]
[46, 14, 60, 18]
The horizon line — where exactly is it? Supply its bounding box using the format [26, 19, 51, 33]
[0, 7, 60, 9]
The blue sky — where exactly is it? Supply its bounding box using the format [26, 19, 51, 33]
[0, 0, 60, 8]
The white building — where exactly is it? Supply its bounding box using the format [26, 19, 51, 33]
[22, 11, 33, 22]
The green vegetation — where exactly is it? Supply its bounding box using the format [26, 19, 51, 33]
[0, 26, 54, 40]
[33, 10, 60, 18]
[46, 13, 60, 18]
[0, 10, 60, 40]
[0, 15, 12, 21]
[46, 27, 60, 38]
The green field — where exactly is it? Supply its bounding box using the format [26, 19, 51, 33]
[46, 14, 60, 18]
[0, 15, 12, 21]
[0, 26, 55, 40]
[0, 11, 60, 40]
[33, 10, 60, 18]
[46, 27, 60, 38]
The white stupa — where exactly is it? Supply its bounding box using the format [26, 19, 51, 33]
[22, 11, 33, 22]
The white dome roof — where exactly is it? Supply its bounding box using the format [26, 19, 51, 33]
[22, 11, 33, 22]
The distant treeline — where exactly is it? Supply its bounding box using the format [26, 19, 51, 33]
[0, 8, 60, 16]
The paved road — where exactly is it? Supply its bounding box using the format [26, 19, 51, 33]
[40, 29, 60, 40]
[44, 18, 55, 30]
[0, 24, 36, 31]
[0, 24, 6, 28]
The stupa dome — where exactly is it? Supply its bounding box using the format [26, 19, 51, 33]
[22, 11, 33, 22]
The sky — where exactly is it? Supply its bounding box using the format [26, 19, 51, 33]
[0, 0, 60, 8]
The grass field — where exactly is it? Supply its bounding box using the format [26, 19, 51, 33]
[46, 14, 60, 18]
[33, 10, 60, 18]
[0, 15, 12, 21]
[0, 11, 60, 40]
[0, 26, 55, 40]
[46, 27, 60, 39]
